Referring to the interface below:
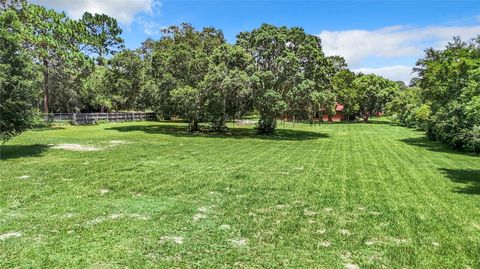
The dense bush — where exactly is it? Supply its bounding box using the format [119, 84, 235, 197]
[387, 87, 431, 129]
[388, 37, 480, 153]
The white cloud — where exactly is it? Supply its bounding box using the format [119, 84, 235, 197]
[321, 21, 480, 83]
[31, 0, 158, 25]
[319, 24, 480, 68]
[353, 65, 414, 83]
[136, 16, 163, 36]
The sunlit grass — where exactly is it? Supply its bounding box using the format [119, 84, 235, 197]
[1, 119, 479, 268]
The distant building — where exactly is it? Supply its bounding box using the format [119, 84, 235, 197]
[322, 103, 347, 122]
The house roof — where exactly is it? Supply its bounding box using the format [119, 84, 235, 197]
[336, 104, 344, 112]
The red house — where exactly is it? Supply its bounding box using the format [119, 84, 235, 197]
[322, 103, 347, 122]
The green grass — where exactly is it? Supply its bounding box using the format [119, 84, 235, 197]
[1, 119, 479, 268]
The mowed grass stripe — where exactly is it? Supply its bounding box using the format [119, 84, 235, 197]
[366, 124, 423, 266]
[371, 123, 478, 266]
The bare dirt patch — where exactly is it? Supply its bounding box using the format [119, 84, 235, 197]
[100, 189, 110, 195]
[52, 143, 99, 152]
[193, 213, 207, 221]
[109, 140, 128, 144]
[87, 213, 149, 225]
[391, 238, 409, 245]
[303, 208, 317, 216]
[229, 238, 247, 247]
[108, 140, 130, 148]
[340, 252, 359, 269]
[197, 206, 209, 213]
[345, 263, 359, 269]
[275, 204, 288, 209]
[320, 241, 331, 247]
[365, 237, 410, 246]
[160, 236, 183, 244]
[235, 119, 257, 125]
[0, 232, 22, 240]
[219, 224, 231, 230]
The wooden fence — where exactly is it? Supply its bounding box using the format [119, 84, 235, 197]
[48, 112, 157, 125]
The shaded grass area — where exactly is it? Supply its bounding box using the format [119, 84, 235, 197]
[1, 120, 479, 268]
[0, 144, 50, 160]
[440, 169, 480, 195]
[106, 123, 329, 141]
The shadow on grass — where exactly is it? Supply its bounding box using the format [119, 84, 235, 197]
[365, 119, 397, 125]
[0, 144, 50, 160]
[32, 126, 66, 132]
[400, 136, 478, 156]
[279, 117, 394, 126]
[321, 120, 395, 125]
[106, 123, 329, 141]
[440, 168, 480, 195]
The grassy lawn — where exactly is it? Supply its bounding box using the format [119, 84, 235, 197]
[1, 119, 479, 268]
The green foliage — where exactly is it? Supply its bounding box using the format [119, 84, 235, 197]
[414, 103, 431, 127]
[412, 36, 480, 152]
[149, 23, 225, 125]
[201, 44, 254, 131]
[0, 8, 38, 142]
[106, 49, 145, 111]
[353, 74, 399, 121]
[19, 3, 91, 115]
[4, 2, 124, 115]
[80, 12, 124, 64]
[332, 69, 358, 120]
[82, 65, 112, 111]
[237, 24, 332, 133]
[171, 85, 202, 132]
[387, 87, 426, 128]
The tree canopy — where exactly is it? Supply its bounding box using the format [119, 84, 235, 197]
[0, 8, 38, 142]
[236, 24, 333, 133]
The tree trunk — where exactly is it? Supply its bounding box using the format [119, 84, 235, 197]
[43, 59, 49, 124]
[189, 119, 199, 132]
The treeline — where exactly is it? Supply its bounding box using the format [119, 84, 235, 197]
[1, 1, 400, 137]
[1, 1, 478, 153]
[387, 37, 480, 153]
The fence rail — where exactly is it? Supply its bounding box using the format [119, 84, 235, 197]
[47, 112, 157, 124]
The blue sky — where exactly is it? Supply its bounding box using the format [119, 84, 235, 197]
[34, 0, 480, 83]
